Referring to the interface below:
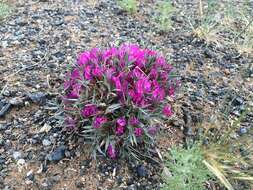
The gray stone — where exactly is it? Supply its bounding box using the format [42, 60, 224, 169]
[42, 139, 51, 146]
[13, 151, 22, 160]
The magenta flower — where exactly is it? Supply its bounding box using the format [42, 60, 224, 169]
[78, 52, 90, 66]
[143, 79, 151, 92]
[132, 67, 144, 78]
[81, 105, 97, 117]
[64, 69, 81, 90]
[107, 144, 117, 159]
[92, 66, 103, 77]
[105, 67, 116, 80]
[134, 128, 143, 137]
[67, 83, 82, 99]
[84, 65, 92, 80]
[156, 56, 166, 67]
[168, 86, 175, 97]
[135, 78, 151, 95]
[148, 126, 159, 136]
[116, 117, 127, 127]
[115, 126, 125, 136]
[71, 68, 81, 79]
[65, 116, 76, 130]
[145, 49, 157, 56]
[103, 47, 118, 61]
[149, 68, 158, 80]
[152, 86, 165, 101]
[129, 116, 140, 126]
[89, 48, 99, 61]
[93, 116, 107, 128]
[163, 104, 173, 117]
[135, 79, 144, 95]
[63, 44, 178, 159]
[64, 81, 71, 90]
[129, 90, 144, 106]
[160, 72, 168, 81]
[112, 76, 122, 92]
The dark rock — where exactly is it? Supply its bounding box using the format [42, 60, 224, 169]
[0, 123, 7, 130]
[136, 165, 148, 178]
[75, 181, 84, 188]
[0, 157, 5, 165]
[9, 97, 23, 106]
[0, 138, 4, 146]
[127, 184, 137, 190]
[239, 127, 247, 135]
[47, 146, 66, 161]
[232, 97, 244, 106]
[54, 19, 64, 26]
[183, 127, 194, 136]
[182, 108, 192, 126]
[26, 171, 34, 181]
[64, 150, 71, 158]
[0, 103, 11, 117]
[27, 92, 47, 104]
[191, 113, 204, 123]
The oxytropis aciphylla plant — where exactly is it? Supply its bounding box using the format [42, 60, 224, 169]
[63, 44, 178, 159]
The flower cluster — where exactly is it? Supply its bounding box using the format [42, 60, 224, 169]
[63, 44, 177, 159]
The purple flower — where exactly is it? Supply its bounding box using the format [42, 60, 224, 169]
[160, 71, 168, 81]
[65, 116, 76, 130]
[112, 76, 122, 92]
[129, 116, 139, 126]
[128, 90, 144, 106]
[89, 48, 99, 62]
[132, 67, 144, 78]
[63, 45, 178, 158]
[115, 126, 125, 136]
[152, 86, 165, 101]
[163, 104, 173, 117]
[145, 49, 157, 56]
[64, 69, 81, 90]
[149, 68, 158, 80]
[137, 78, 151, 93]
[103, 47, 118, 61]
[67, 83, 82, 99]
[71, 68, 81, 79]
[78, 52, 90, 66]
[134, 128, 143, 137]
[116, 117, 127, 127]
[143, 79, 151, 92]
[151, 81, 165, 101]
[156, 56, 166, 67]
[148, 126, 159, 136]
[64, 80, 71, 90]
[92, 66, 103, 77]
[81, 105, 97, 117]
[93, 116, 107, 128]
[168, 86, 175, 97]
[107, 144, 117, 159]
[105, 67, 116, 80]
[84, 65, 92, 80]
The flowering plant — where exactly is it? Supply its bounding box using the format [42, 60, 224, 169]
[63, 44, 177, 159]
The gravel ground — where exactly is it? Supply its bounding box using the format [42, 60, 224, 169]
[0, 0, 252, 190]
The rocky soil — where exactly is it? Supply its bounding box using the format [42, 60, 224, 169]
[0, 0, 252, 190]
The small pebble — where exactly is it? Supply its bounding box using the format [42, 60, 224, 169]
[42, 139, 51, 146]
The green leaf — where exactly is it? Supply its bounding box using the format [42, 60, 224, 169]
[105, 103, 122, 114]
